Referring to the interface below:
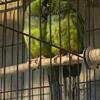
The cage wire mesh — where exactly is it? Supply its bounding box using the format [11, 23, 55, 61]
[0, 0, 100, 100]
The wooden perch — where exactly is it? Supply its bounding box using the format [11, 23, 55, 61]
[85, 47, 100, 68]
[0, 48, 100, 76]
[0, 54, 83, 75]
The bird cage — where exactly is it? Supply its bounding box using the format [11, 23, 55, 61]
[0, 0, 100, 100]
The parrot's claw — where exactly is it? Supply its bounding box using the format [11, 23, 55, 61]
[26, 59, 36, 68]
[35, 56, 46, 66]
[67, 53, 73, 59]
[53, 55, 61, 63]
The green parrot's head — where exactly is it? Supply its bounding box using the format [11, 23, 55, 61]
[25, 0, 50, 21]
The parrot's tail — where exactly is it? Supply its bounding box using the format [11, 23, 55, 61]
[50, 81, 60, 100]
[63, 76, 76, 100]
[63, 64, 81, 77]
[63, 64, 82, 99]
[47, 66, 60, 100]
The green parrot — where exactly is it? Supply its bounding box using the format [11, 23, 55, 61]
[23, 0, 84, 100]
[47, 13, 84, 99]
[46, 0, 84, 99]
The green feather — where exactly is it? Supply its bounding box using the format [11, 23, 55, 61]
[24, 0, 49, 58]
[23, 0, 84, 99]
[46, 9, 84, 56]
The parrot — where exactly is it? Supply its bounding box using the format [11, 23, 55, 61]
[46, 0, 84, 99]
[23, 0, 84, 100]
[46, 13, 84, 99]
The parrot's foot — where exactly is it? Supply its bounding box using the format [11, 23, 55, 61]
[53, 55, 59, 63]
[35, 56, 46, 66]
[66, 53, 73, 60]
[53, 55, 61, 63]
[26, 58, 38, 65]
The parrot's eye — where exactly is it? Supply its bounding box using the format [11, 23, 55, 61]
[41, 3, 50, 20]
[46, 3, 50, 7]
